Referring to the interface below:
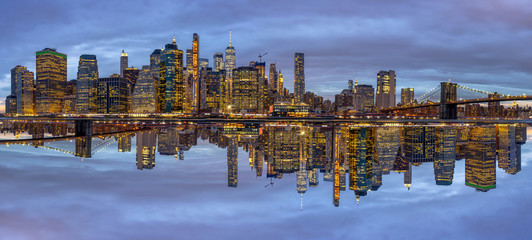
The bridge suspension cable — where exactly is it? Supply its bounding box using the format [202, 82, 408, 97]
[416, 85, 441, 103]
[456, 84, 495, 95]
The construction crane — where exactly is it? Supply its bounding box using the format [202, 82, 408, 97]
[258, 52, 268, 62]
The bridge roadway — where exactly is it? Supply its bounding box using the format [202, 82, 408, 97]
[382, 95, 532, 112]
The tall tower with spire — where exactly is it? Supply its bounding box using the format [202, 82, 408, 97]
[120, 50, 128, 78]
[225, 30, 236, 78]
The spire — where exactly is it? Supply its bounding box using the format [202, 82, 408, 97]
[229, 29, 232, 47]
[300, 193, 303, 211]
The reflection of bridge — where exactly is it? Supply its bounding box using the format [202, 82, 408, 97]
[381, 81, 532, 119]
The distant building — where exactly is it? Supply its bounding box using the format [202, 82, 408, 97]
[294, 52, 305, 103]
[401, 88, 414, 106]
[158, 37, 185, 113]
[354, 82, 374, 112]
[76, 54, 99, 113]
[16, 69, 35, 115]
[36, 48, 67, 114]
[64, 80, 77, 114]
[120, 50, 128, 77]
[97, 74, 131, 113]
[11, 65, 27, 96]
[123, 67, 139, 92]
[225, 31, 236, 78]
[199, 58, 209, 69]
[231, 67, 262, 113]
[403, 126, 435, 163]
[376, 70, 396, 109]
[192, 33, 199, 79]
[136, 131, 156, 170]
[213, 53, 224, 72]
[465, 126, 496, 191]
[132, 66, 157, 113]
[434, 127, 457, 185]
[5, 95, 17, 115]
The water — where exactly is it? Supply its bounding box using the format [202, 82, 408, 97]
[0, 121, 531, 240]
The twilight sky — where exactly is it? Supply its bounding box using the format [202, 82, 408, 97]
[1, 0, 532, 110]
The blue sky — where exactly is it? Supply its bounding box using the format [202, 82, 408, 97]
[1, 0, 531, 110]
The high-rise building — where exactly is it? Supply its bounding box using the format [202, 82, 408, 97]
[376, 70, 396, 109]
[213, 53, 224, 72]
[120, 50, 128, 77]
[434, 127, 457, 185]
[401, 88, 414, 106]
[132, 65, 157, 113]
[269, 63, 278, 91]
[149, 49, 162, 101]
[186, 49, 193, 76]
[232, 67, 262, 113]
[192, 33, 199, 80]
[16, 69, 35, 115]
[354, 82, 374, 112]
[294, 52, 305, 103]
[11, 65, 27, 96]
[97, 74, 131, 113]
[64, 79, 76, 114]
[136, 130, 156, 170]
[403, 126, 435, 163]
[76, 54, 99, 113]
[465, 126, 496, 191]
[5, 95, 17, 115]
[36, 48, 67, 114]
[347, 127, 374, 202]
[123, 67, 139, 92]
[199, 58, 208, 69]
[278, 70, 284, 94]
[227, 137, 238, 187]
[225, 30, 236, 78]
[158, 37, 185, 113]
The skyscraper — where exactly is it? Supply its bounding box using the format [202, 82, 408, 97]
[136, 130, 156, 170]
[213, 53, 224, 72]
[192, 33, 199, 80]
[294, 52, 305, 103]
[97, 74, 130, 113]
[149, 49, 162, 100]
[120, 50, 128, 77]
[376, 70, 396, 109]
[232, 67, 262, 113]
[224, 30, 236, 78]
[16, 69, 35, 115]
[354, 82, 375, 112]
[465, 126, 496, 191]
[36, 48, 67, 114]
[269, 63, 278, 91]
[11, 65, 27, 96]
[76, 54, 99, 113]
[158, 37, 185, 113]
[132, 65, 157, 113]
[401, 88, 414, 106]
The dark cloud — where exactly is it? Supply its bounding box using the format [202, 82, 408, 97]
[0, 0, 531, 104]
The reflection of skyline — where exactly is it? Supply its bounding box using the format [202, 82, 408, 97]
[0, 122, 527, 206]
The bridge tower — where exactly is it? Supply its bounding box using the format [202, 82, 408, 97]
[75, 120, 93, 137]
[440, 82, 457, 119]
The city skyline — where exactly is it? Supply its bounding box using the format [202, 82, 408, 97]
[1, 0, 532, 112]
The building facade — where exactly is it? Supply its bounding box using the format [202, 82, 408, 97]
[375, 70, 396, 109]
[294, 52, 305, 103]
[76, 54, 99, 113]
[36, 48, 67, 114]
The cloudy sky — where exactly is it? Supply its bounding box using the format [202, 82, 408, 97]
[1, 0, 531, 110]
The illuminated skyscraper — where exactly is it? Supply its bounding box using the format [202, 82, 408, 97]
[465, 126, 496, 192]
[294, 52, 305, 103]
[118, 135, 132, 152]
[496, 124, 519, 174]
[97, 74, 130, 113]
[76, 54, 99, 113]
[227, 137, 238, 188]
[403, 126, 435, 163]
[354, 82, 375, 112]
[213, 53, 224, 72]
[376, 70, 396, 109]
[434, 127, 457, 185]
[158, 37, 185, 113]
[11, 65, 27, 96]
[186, 49, 193, 76]
[150, 49, 162, 102]
[347, 127, 374, 202]
[132, 65, 157, 113]
[225, 30, 236, 78]
[16, 69, 35, 115]
[123, 67, 139, 92]
[36, 48, 67, 114]
[5, 95, 17, 115]
[232, 67, 262, 113]
[136, 130, 156, 170]
[401, 88, 414, 105]
[120, 50, 128, 77]
[199, 58, 209, 69]
[269, 63, 278, 91]
[192, 33, 199, 79]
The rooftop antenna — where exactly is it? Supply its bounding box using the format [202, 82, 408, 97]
[229, 29, 232, 47]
